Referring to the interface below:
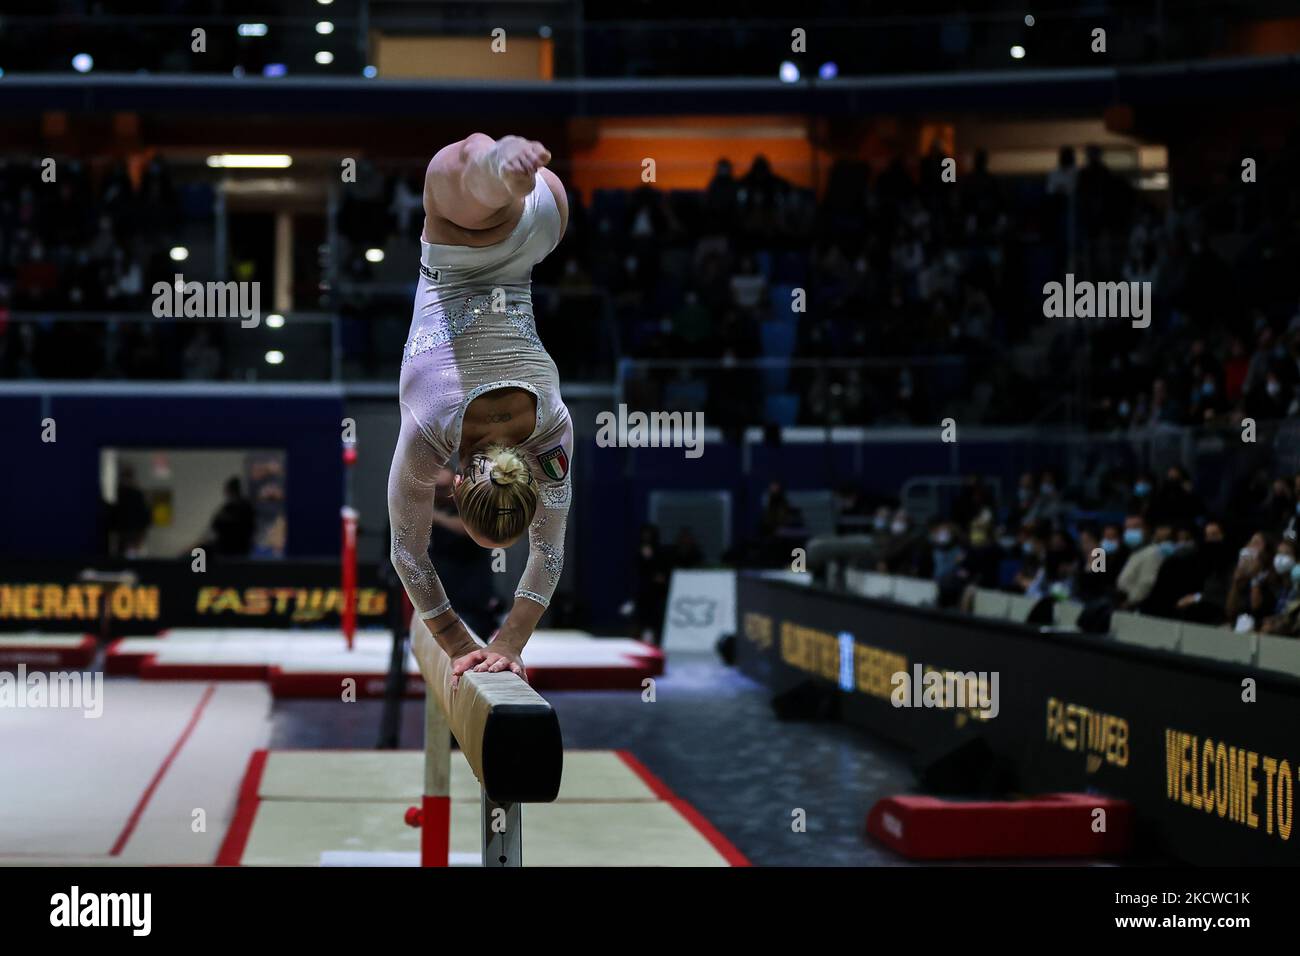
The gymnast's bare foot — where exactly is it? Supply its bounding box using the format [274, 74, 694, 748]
[494, 136, 551, 198]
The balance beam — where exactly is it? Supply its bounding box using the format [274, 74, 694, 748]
[406, 617, 563, 867]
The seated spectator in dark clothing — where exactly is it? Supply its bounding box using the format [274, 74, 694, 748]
[1012, 528, 1050, 597]
[1264, 476, 1296, 533]
[758, 481, 804, 566]
[1075, 525, 1119, 602]
[1140, 525, 1213, 620]
[1148, 465, 1204, 528]
[1171, 520, 1234, 623]
[1044, 528, 1077, 581]
[877, 509, 928, 576]
[832, 485, 873, 534]
[207, 476, 255, 557]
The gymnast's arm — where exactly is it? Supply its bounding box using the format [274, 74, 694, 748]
[492, 482, 571, 656]
[424, 133, 552, 230]
[387, 413, 477, 657]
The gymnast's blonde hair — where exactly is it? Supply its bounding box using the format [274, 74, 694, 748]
[454, 445, 539, 546]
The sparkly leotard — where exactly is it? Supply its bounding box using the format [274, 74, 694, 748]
[388, 172, 571, 619]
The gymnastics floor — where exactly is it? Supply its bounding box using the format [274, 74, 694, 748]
[0, 677, 744, 867]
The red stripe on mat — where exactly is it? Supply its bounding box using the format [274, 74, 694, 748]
[616, 751, 751, 866]
[109, 683, 217, 856]
[215, 749, 270, 866]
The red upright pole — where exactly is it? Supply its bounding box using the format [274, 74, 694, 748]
[341, 440, 358, 651]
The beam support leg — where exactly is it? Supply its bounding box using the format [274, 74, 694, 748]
[482, 792, 521, 867]
[421, 687, 451, 867]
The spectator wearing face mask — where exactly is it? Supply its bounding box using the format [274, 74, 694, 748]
[1116, 520, 1172, 609]
[928, 520, 966, 586]
[1129, 473, 1156, 517]
[1024, 470, 1066, 529]
[1189, 370, 1227, 423]
[1140, 525, 1209, 619]
[1265, 538, 1298, 614]
[1226, 531, 1276, 631]
[877, 509, 927, 576]
[868, 505, 893, 537]
[1261, 539, 1300, 636]
[1012, 527, 1049, 597]
[1100, 522, 1128, 570]
[1245, 368, 1291, 421]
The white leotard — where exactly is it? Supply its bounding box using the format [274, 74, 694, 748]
[388, 172, 571, 618]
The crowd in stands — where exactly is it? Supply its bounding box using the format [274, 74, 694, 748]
[4, 127, 1300, 433]
[864, 465, 1300, 637]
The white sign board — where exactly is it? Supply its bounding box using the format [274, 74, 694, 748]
[661, 570, 737, 652]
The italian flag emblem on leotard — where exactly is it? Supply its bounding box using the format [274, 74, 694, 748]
[538, 445, 569, 481]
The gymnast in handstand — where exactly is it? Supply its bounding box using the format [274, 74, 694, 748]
[388, 133, 570, 685]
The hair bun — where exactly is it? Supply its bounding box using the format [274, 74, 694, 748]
[488, 447, 531, 487]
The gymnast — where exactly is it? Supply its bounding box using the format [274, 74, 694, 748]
[388, 133, 570, 686]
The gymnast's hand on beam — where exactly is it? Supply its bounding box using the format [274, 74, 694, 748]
[470, 632, 527, 682]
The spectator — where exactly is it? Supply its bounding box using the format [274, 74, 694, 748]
[633, 524, 671, 645]
[1148, 464, 1204, 528]
[1116, 519, 1171, 608]
[110, 466, 152, 559]
[1140, 525, 1207, 619]
[205, 476, 255, 558]
[1226, 532, 1276, 631]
